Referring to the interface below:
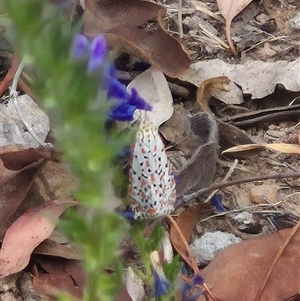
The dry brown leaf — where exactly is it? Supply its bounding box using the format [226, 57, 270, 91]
[169, 203, 213, 266]
[0, 160, 45, 238]
[83, 0, 190, 77]
[216, 0, 253, 56]
[198, 228, 300, 301]
[33, 239, 82, 260]
[33, 258, 85, 300]
[0, 144, 54, 170]
[223, 143, 300, 155]
[0, 200, 77, 278]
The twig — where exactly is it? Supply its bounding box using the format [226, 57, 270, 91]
[198, 23, 229, 49]
[192, 2, 224, 23]
[9, 59, 54, 150]
[165, 7, 195, 14]
[199, 192, 300, 223]
[167, 29, 226, 50]
[289, 96, 300, 106]
[254, 221, 300, 301]
[182, 172, 300, 203]
[244, 35, 289, 53]
[178, 0, 183, 38]
[203, 159, 238, 203]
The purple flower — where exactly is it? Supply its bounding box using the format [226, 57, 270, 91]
[107, 87, 152, 121]
[182, 275, 205, 301]
[108, 103, 137, 121]
[210, 194, 226, 212]
[71, 34, 107, 73]
[150, 251, 170, 297]
[121, 206, 135, 219]
[193, 275, 204, 286]
[128, 88, 152, 111]
[107, 78, 131, 101]
[153, 270, 170, 297]
[71, 34, 152, 122]
[71, 35, 90, 59]
[103, 62, 117, 79]
[87, 35, 107, 73]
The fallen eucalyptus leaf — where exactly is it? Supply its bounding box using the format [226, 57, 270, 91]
[0, 144, 53, 170]
[84, 0, 190, 77]
[198, 228, 300, 301]
[180, 58, 300, 99]
[216, 0, 253, 55]
[0, 200, 77, 278]
[0, 160, 45, 239]
[169, 203, 213, 266]
[128, 66, 174, 128]
[223, 143, 300, 155]
[32, 258, 84, 300]
[33, 239, 82, 260]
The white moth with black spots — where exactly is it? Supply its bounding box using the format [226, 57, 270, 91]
[128, 117, 176, 219]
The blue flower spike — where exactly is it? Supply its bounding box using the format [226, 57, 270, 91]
[210, 194, 226, 212]
[108, 103, 137, 122]
[70, 34, 152, 121]
[71, 34, 90, 60]
[182, 275, 205, 301]
[107, 83, 152, 121]
[87, 35, 107, 73]
[107, 78, 131, 101]
[150, 251, 170, 297]
[121, 206, 135, 219]
[129, 88, 152, 111]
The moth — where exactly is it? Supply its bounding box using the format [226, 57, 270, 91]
[128, 117, 176, 219]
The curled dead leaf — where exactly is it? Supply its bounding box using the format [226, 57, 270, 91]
[0, 144, 54, 170]
[223, 143, 300, 155]
[84, 0, 190, 77]
[196, 76, 254, 149]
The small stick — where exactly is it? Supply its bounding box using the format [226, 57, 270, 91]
[192, 3, 224, 22]
[183, 172, 300, 203]
[199, 192, 300, 223]
[178, 0, 183, 38]
[198, 23, 230, 49]
[203, 159, 238, 203]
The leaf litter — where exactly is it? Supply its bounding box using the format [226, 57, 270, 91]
[1, 0, 300, 300]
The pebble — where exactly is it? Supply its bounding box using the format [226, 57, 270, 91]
[190, 231, 242, 265]
[266, 130, 285, 138]
[249, 184, 279, 204]
[268, 124, 277, 130]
